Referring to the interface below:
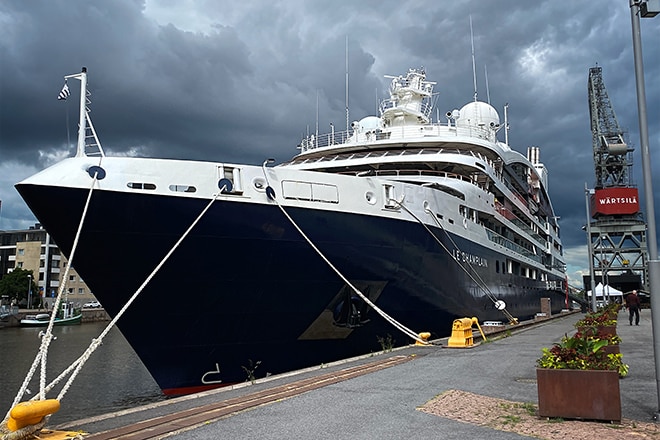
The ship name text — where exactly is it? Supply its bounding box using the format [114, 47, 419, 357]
[451, 249, 488, 267]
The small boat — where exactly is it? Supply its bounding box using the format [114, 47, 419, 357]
[20, 302, 82, 327]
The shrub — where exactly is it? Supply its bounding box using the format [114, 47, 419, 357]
[537, 332, 628, 377]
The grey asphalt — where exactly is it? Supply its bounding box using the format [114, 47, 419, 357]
[60, 309, 658, 439]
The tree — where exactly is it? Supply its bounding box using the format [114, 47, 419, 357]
[0, 268, 35, 305]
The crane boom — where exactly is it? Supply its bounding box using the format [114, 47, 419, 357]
[587, 66, 631, 188]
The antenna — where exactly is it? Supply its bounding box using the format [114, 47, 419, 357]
[470, 16, 477, 102]
[485, 65, 491, 104]
[315, 90, 319, 149]
[504, 103, 510, 145]
[345, 35, 349, 133]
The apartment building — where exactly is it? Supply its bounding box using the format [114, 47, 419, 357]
[0, 223, 98, 307]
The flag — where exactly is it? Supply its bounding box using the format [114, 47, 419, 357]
[57, 82, 70, 100]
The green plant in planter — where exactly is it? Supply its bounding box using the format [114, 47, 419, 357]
[575, 302, 619, 328]
[537, 332, 628, 377]
[577, 326, 621, 343]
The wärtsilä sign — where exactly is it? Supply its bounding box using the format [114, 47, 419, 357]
[591, 187, 640, 216]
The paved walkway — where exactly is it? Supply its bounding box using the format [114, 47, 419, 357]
[59, 310, 658, 439]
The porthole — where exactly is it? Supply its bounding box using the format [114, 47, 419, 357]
[169, 185, 197, 193]
[127, 182, 156, 190]
[365, 191, 376, 205]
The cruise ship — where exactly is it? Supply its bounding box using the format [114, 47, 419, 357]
[16, 67, 567, 395]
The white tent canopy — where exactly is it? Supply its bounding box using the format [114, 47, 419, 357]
[586, 282, 623, 298]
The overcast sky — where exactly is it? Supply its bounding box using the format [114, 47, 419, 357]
[1, 0, 658, 288]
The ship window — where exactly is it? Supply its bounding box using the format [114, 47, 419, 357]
[509, 260, 521, 276]
[127, 182, 156, 190]
[169, 185, 197, 193]
[282, 181, 339, 204]
[496, 261, 500, 273]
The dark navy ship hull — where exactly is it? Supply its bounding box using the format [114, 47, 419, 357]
[16, 183, 566, 394]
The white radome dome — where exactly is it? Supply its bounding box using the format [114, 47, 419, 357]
[357, 116, 382, 132]
[456, 101, 500, 128]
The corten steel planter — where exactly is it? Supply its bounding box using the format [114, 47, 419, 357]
[536, 368, 621, 422]
[577, 325, 617, 338]
[602, 344, 620, 355]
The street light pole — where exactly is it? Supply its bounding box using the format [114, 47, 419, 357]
[27, 274, 32, 310]
[602, 236, 611, 303]
[600, 237, 606, 306]
[585, 184, 597, 312]
[629, 0, 660, 420]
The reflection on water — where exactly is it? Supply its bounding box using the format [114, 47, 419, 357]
[0, 322, 164, 424]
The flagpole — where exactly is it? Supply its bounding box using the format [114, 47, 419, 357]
[75, 68, 87, 157]
[65, 98, 71, 150]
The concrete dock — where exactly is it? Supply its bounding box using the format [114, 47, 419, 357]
[54, 310, 659, 439]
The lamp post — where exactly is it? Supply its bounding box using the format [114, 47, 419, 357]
[602, 235, 611, 304]
[27, 274, 32, 310]
[629, 0, 660, 419]
[600, 236, 606, 306]
[584, 184, 597, 312]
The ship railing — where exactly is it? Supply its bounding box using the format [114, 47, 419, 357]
[499, 177, 531, 217]
[379, 99, 433, 121]
[338, 168, 480, 188]
[485, 228, 543, 263]
[0, 304, 19, 318]
[494, 202, 546, 253]
[298, 122, 497, 152]
[365, 169, 476, 184]
[513, 220, 546, 247]
[298, 129, 353, 152]
[293, 145, 496, 166]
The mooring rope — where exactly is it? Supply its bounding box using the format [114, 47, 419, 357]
[0, 418, 47, 440]
[53, 189, 221, 402]
[4, 170, 100, 426]
[1, 167, 102, 438]
[391, 198, 518, 325]
[2, 182, 222, 439]
[261, 165, 427, 345]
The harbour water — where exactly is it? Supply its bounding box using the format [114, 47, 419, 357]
[0, 322, 164, 425]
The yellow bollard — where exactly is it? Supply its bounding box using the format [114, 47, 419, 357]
[447, 317, 485, 348]
[415, 332, 431, 346]
[7, 399, 60, 431]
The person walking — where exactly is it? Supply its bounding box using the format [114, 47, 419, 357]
[626, 290, 641, 326]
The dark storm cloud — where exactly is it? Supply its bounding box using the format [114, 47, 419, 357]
[0, 0, 659, 286]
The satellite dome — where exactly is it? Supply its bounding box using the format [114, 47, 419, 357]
[456, 101, 500, 129]
[357, 116, 382, 132]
